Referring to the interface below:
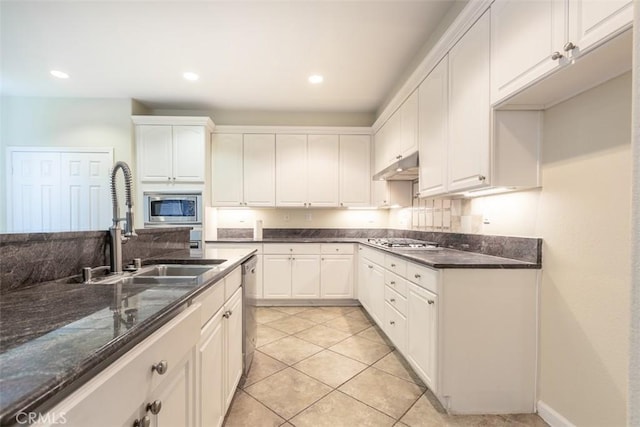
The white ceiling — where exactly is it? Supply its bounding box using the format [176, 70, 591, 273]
[1, 1, 460, 117]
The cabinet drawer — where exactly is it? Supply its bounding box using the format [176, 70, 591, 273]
[194, 280, 225, 327]
[383, 302, 407, 353]
[406, 262, 439, 294]
[224, 267, 242, 300]
[206, 243, 263, 255]
[263, 243, 321, 254]
[384, 270, 408, 297]
[359, 245, 385, 266]
[384, 285, 407, 316]
[50, 304, 201, 426]
[321, 243, 354, 254]
[385, 255, 407, 277]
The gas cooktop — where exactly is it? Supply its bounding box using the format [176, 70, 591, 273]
[367, 238, 441, 250]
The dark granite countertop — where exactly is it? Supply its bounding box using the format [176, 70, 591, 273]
[0, 248, 256, 426]
[208, 238, 541, 269]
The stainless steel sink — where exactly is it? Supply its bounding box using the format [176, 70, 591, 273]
[134, 264, 221, 278]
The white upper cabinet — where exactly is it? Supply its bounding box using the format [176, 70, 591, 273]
[211, 133, 243, 206]
[243, 134, 276, 207]
[173, 126, 206, 181]
[448, 11, 491, 193]
[400, 90, 419, 159]
[491, 0, 633, 105]
[339, 135, 371, 207]
[211, 133, 275, 207]
[307, 135, 340, 207]
[418, 56, 449, 198]
[374, 91, 419, 174]
[276, 134, 340, 207]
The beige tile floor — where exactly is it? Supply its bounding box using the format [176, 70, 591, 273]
[223, 306, 549, 427]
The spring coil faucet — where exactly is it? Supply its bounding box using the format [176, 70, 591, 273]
[110, 161, 137, 273]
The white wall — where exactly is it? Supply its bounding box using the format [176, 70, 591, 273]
[0, 97, 134, 232]
[447, 73, 631, 426]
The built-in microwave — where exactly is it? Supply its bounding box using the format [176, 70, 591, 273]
[143, 192, 203, 226]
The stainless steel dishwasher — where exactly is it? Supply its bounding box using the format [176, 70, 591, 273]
[241, 256, 258, 375]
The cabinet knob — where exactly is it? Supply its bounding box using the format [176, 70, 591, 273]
[335, 248, 339, 252]
[133, 416, 151, 427]
[368, 265, 373, 269]
[172, 177, 176, 181]
[563, 41, 576, 52]
[167, 177, 171, 181]
[391, 263, 396, 267]
[340, 202, 344, 207]
[390, 320, 395, 325]
[428, 300, 435, 305]
[414, 274, 421, 279]
[308, 202, 311, 206]
[151, 360, 168, 375]
[390, 281, 395, 285]
[321, 258, 325, 261]
[551, 51, 563, 60]
[223, 310, 233, 318]
[396, 155, 402, 160]
[478, 175, 486, 181]
[390, 298, 396, 303]
[146, 400, 162, 415]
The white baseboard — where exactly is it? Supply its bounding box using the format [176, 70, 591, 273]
[537, 400, 576, 427]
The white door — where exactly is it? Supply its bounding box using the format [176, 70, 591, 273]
[358, 259, 372, 311]
[198, 309, 225, 427]
[448, 11, 491, 192]
[307, 135, 339, 207]
[320, 255, 353, 298]
[137, 125, 173, 182]
[262, 255, 292, 298]
[339, 135, 371, 207]
[276, 134, 308, 207]
[173, 126, 205, 182]
[369, 265, 385, 326]
[490, 0, 566, 104]
[60, 151, 112, 231]
[407, 283, 438, 391]
[8, 151, 62, 232]
[291, 255, 321, 298]
[211, 134, 244, 207]
[418, 56, 449, 198]
[243, 134, 276, 206]
[224, 288, 243, 410]
[152, 350, 195, 427]
[568, 0, 633, 54]
[400, 90, 419, 157]
[385, 111, 403, 166]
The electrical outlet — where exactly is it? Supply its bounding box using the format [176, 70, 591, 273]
[283, 213, 290, 222]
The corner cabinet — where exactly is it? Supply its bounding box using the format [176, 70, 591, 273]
[133, 116, 215, 184]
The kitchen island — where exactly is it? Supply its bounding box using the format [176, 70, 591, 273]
[0, 247, 256, 427]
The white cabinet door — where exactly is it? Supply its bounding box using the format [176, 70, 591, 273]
[275, 134, 307, 207]
[173, 126, 205, 182]
[407, 283, 438, 392]
[291, 255, 320, 298]
[339, 135, 371, 207]
[448, 11, 491, 192]
[400, 90, 419, 157]
[198, 309, 224, 427]
[153, 350, 195, 427]
[224, 288, 243, 410]
[358, 258, 372, 312]
[243, 134, 276, 207]
[137, 125, 173, 182]
[384, 302, 407, 354]
[385, 111, 402, 166]
[263, 255, 292, 298]
[568, 0, 633, 54]
[307, 134, 339, 207]
[211, 134, 244, 207]
[369, 265, 385, 326]
[373, 123, 389, 173]
[320, 255, 354, 298]
[418, 56, 449, 198]
[491, 0, 565, 104]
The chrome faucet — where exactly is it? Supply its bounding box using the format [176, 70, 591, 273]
[110, 161, 137, 273]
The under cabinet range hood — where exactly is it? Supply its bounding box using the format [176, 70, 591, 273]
[373, 151, 419, 181]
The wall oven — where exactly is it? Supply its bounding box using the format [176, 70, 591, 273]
[143, 192, 203, 255]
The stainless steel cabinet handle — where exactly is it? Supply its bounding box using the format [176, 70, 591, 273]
[146, 400, 162, 415]
[223, 310, 232, 318]
[151, 360, 168, 375]
[563, 41, 576, 52]
[133, 416, 151, 427]
[414, 274, 421, 279]
[478, 175, 486, 181]
[551, 51, 563, 60]
[428, 300, 435, 305]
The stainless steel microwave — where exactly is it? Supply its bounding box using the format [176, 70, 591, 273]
[143, 192, 203, 225]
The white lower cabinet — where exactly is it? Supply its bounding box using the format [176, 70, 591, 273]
[43, 305, 201, 427]
[357, 245, 538, 414]
[224, 288, 243, 409]
[197, 308, 224, 427]
[262, 244, 354, 300]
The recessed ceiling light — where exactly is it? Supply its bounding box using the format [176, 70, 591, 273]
[308, 74, 324, 84]
[183, 72, 199, 81]
[50, 70, 69, 79]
